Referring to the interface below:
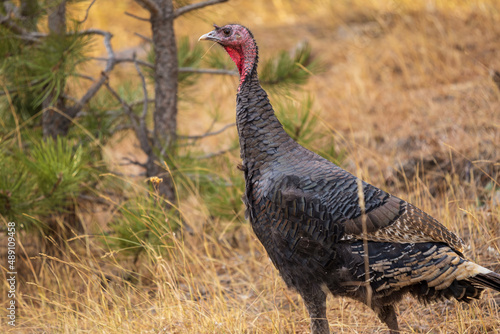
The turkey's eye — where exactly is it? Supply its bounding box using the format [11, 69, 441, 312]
[223, 28, 231, 36]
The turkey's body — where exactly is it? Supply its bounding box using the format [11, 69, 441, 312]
[200, 24, 500, 334]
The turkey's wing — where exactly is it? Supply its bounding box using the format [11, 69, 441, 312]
[268, 173, 465, 253]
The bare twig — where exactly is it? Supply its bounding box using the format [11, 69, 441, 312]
[121, 157, 147, 168]
[125, 11, 150, 22]
[93, 57, 237, 76]
[104, 82, 153, 157]
[202, 117, 217, 141]
[179, 116, 216, 146]
[179, 122, 235, 140]
[79, 29, 115, 71]
[131, 98, 155, 108]
[92, 57, 154, 69]
[68, 72, 108, 117]
[0, 14, 39, 42]
[197, 147, 237, 159]
[25, 32, 47, 39]
[62, 94, 78, 104]
[118, 58, 153, 69]
[16, 33, 43, 42]
[0, 14, 25, 34]
[103, 83, 137, 123]
[133, 53, 149, 122]
[134, 32, 152, 43]
[174, 0, 228, 18]
[110, 124, 134, 133]
[78, 194, 111, 206]
[74, 73, 96, 82]
[62, 29, 120, 118]
[134, 0, 160, 15]
[77, 0, 97, 24]
[109, 171, 146, 178]
[0, 87, 19, 97]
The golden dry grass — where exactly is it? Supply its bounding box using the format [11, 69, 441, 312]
[2, 0, 500, 333]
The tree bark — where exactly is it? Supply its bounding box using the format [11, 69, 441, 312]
[47, 0, 66, 32]
[141, 0, 177, 204]
[42, 96, 70, 139]
[150, 0, 178, 155]
[42, 0, 70, 139]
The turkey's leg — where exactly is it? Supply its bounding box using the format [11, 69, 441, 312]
[300, 288, 329, 334]
[375, 304, 399, 334]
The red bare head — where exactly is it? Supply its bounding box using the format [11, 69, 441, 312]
[199, 24, 258, 86]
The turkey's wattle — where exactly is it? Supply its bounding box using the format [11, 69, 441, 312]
[199, 24, 500, 334]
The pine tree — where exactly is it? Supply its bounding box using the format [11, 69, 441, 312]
[0, 0, 322, 231]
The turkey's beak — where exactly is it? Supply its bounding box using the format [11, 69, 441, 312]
[198, 30, 220, 42]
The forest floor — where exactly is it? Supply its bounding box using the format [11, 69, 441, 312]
[3, 0, 500, 333]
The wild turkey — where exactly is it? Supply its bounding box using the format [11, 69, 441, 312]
[199, 24, 500, 334]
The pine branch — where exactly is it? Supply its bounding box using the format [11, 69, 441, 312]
[174, 0, 228, 18]
[259, 41, 321, 87]
[134, 0, 160, 15]
[125, 11, 150, 22]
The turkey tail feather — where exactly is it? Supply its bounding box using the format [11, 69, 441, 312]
[469, 271, 500, 292]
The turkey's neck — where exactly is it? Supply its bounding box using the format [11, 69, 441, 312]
[236, 69, 295, 171]
[224, 39, 257, 89]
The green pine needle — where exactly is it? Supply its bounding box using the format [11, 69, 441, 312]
[260, 41, 323, 89]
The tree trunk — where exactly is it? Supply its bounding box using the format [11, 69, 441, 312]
[42, 0, 70, 139]
[145, 0, 178, 204]
[151, 0, 178, 152]
[47, 0, 66, 32]
[42, 95, 70, 138]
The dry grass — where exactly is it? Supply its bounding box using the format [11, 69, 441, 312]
[2, 0, 500, 333]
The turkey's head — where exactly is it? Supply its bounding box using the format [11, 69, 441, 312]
[199, 24, 252, 47]
[199, 24, 258, 84]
